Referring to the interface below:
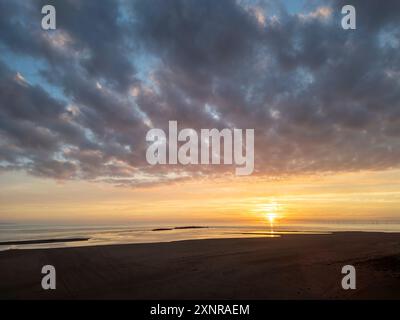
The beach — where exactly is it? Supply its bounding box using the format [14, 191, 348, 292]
[1, 232, 400, 299]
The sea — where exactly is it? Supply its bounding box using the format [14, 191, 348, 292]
[1, 220, 400, 251]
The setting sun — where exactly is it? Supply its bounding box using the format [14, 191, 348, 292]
[254, 201, 282, 224]
[266, 213, 277, 224]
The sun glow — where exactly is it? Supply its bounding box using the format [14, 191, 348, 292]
[266, 212, 277, 223]
[254, 201, 282, 227]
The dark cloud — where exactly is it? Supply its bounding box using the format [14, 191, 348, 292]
[0, 0, 400, 185]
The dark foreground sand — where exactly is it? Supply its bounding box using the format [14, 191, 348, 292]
[1, 232, 400, 299]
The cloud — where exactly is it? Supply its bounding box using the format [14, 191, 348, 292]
[0, 0, 400, 186]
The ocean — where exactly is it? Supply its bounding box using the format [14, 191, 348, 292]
[1, 220, 400, 251]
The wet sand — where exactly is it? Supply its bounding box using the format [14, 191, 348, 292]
[1, 232, 400, 299]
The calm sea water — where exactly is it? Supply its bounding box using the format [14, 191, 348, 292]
[1, 221, 400, 251]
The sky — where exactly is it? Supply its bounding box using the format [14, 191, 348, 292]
[0, 0, 400, 225]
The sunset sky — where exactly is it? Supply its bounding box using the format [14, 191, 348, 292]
[1, 0, 400, 225]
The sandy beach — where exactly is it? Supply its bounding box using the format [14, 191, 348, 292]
[1, 232, 400, 300]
